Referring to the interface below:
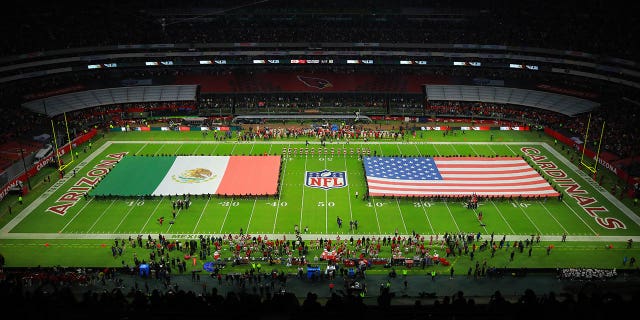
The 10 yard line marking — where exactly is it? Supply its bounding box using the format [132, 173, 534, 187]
[246, 198, 258, 233]
[141, 197, 165, 232]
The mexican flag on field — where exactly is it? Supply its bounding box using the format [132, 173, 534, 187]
[90, 156, 281, 196]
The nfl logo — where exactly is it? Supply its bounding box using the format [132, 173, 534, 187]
[305, 170, 347, 190]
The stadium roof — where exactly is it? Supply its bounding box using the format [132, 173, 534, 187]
[22, 85, 198, 117]
[424, 85, 600, 117]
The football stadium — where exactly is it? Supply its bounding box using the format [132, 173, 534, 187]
[1, 0, 639, 318]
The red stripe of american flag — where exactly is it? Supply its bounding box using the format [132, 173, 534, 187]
[367, 157, 559, 197]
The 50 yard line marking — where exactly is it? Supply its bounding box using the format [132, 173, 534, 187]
[324, 153, 328, 233]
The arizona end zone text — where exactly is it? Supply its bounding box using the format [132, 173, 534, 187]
[46, 152, 128, 215]
[521, 147, 625, 230]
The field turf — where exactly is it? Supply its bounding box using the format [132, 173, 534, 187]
[1, 129, 639, 273]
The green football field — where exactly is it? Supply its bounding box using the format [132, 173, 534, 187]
[1, 129, 639, 270]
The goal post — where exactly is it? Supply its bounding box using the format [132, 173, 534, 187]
[50, 112, 76, 172]
[579, 113, 606, 175]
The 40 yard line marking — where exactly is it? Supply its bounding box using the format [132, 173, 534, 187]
[273, 143, 289, 233]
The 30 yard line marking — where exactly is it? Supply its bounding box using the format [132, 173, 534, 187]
[246, 198, 258, 233]
[443, 200, 461, 232]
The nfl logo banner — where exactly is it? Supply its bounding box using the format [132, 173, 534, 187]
[305, 170, 347, 190]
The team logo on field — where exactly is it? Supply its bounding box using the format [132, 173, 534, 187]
[297, 75, 333, 89]
[172, 168, 217, 183]
[305, 170, 347, 190]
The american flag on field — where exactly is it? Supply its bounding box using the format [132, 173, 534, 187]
[363, 156, 559, 197]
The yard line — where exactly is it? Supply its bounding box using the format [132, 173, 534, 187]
[112, 198, 143, 233]
[486, 144, 498, 155]
[324, 155, 328, 233]
[489, 200, 516, 233]
[218, 199, 234, 233]
[468, 144, 481, 156]
[273, 143, 290, 233]
[134, 143, 148, 155]
[343, 148, 354, 223]
[396, 144, 403, 155]
[192, 143, 202, 155]
[420, 200, 435, 234]
[209, 143, 220, 155]
[140, 197, 166, 232]
[370, 198, 382, 234]
[153, 144, 165, 156]
[173, 143, 184, 155]
[513, 200, 542, 234]
[249, 141, 255, 155]
[560, 199, 599, 235]
[537, 200, 569, 234]
[504, 144, 518, 155]
[376, 142, 384, 156]
[443, 200, 461, 232]
[59, 197, 94, 233]
[432, 144, 441, 155]
[471, 207, 488, 233]
[193, 197, 211, 233]
[450, 143, 460, 155]
[394, 198, 408, 233]
[246, 198, 258, 233]
[86, 200, 117, 233]
[229, 142, 238, 155]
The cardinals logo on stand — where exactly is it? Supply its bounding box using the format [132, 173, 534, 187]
[297, 75, 333, 89]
